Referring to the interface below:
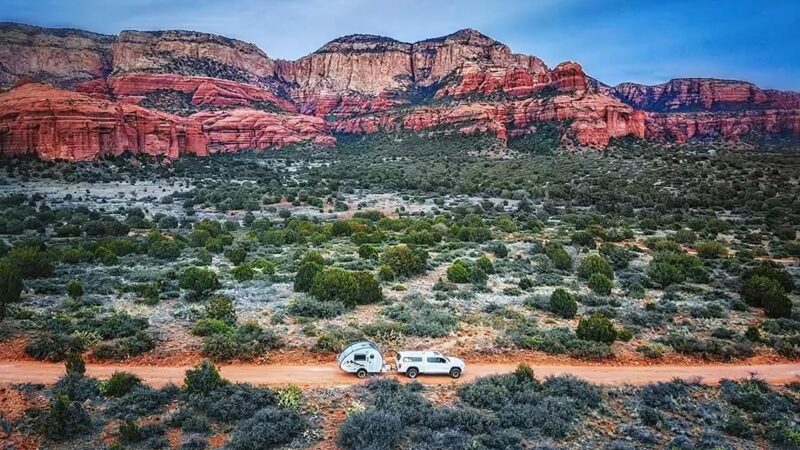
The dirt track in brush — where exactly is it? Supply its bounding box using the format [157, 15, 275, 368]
[1, 361, 798, 387]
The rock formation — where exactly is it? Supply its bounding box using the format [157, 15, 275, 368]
[0, 83, 207, 160]
[0, 22, 798, 159]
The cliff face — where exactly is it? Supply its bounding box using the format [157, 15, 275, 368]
[0, 23, 798, 160]
[612, 79, 800, 142]
[0, 23, 113, 89]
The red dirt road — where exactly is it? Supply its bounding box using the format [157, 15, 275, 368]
[1, 361, 799, 387]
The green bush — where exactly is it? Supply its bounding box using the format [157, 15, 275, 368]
[206, 295, 236, 325]
[26, 332, 85, 362]
[66, 279, 83, 299]
[232, 264, 255, 281]
[184, 360, 228, 395]
[179, 267, 220, 299]
[353, 271, 383, 305]
[43, 394, 92, 441]
[377, 264, 395, 281]
[227, 406, 305, 450]
[0, 260, 22, 321]
[202, 321, 280, 361]
[742, 263, 794, 293]
[225, 246, 247, 265]
[358, 244, 378, 260]
[446, 260, 470, 283]
[546, 245, 572, 270]
[192, 318, 235, 336]
[742, 276, 793, 318]
[102, 372, 142, 397]
[288, 296, 346, 319]
[577, 254, 614, 280]
[476, 255, 495, 274]
[587, 273, 613, 296]
[380, 244, 427, 277]
[576, 315, 617, 343]
[549, 288, 578, 319]
[4, 245, 54, 278]
[695, 241, 728, 259]
[293, 251, 324, 292]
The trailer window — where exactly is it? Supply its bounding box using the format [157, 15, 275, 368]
[354, 354, 366, 361]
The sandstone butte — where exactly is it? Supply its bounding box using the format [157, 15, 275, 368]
[0, 23, 798, 160]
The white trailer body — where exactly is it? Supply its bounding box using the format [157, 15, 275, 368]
[337, 341, 388, 378]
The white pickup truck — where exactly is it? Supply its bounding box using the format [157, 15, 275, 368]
[395, 350, 465, 379]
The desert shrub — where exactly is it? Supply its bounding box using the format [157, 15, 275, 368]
[66, 279, 83, 299]
[65, 352, 86, 377]
[338, 409, 402, 450]
[358, 244, 378, 260]
[92, 331, 156, 360]
[201, 383, 277, 422]
[225, 246, 247, 265]
[353, 271, 383, 305]
[102, 372, 142, 397]
[742, 263, 794, 293]
[205, 295, 236, 325]
[549, 288, 578, 319]
[227, 406, 305, 450]
[380, 244, 427, 277]
[0, 260, 22, 321]
[636, 343, 668, 359]
[202, 321, 280, 361]
[184, 360, 228, 396]
[663, 333, 755, 361]
[576, 315, 617, 343]
[742, 276, 792, 319]
[378, 264, 396, 281]
[446, 260, 470, 283]
[148, 239, 182, 260]
[179, 267, 220, 300]
[476, 255, 495, 274]
[646, 251, 707, 286]
[107, 385, 178, 419]
[640, 379, 692, 411]
[587, 273, 613, 295]
[192, 318, 234, 336]
[571, 231, 596, 248]
[43, 394, 92, 441]
[488, 241, 509, 258]
[600, 245, 634, 269]
[695, 241, 728, 259]
[288, 296, 346, 318]
[232, 265, 255, 281]
[52, 373, 99, 402]
[578, 254, 614, 280]
[384, 298, 458, 338]
[568, 340, 614, 360]
[4, 244, 54, 278]
[294, 251, 324, 292]
[25, 332, 85, 361]
[545, 245, 572, 270]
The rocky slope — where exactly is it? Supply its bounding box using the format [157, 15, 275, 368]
[0, 22, 797, 159]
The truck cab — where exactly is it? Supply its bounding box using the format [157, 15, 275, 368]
[395, 351, 465, 379]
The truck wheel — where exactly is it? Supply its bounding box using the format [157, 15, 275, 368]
[406, 367, 419, 379]
[356, 369, 367, 379]
[449, 368, 461, 379]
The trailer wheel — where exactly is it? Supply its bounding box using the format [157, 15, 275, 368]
[449, 368, 462, 379]
[356, 369, 367, 379]
[406, 367, 419, 379]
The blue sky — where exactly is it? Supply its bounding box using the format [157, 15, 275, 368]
[3, 0, 798, 90]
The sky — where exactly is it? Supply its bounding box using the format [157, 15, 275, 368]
[2, 0, 799, 90]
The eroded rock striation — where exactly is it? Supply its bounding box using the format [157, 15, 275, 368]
[0, 23, 798, 159]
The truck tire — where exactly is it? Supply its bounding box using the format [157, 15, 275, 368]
[449, 367, 461, 379]
[356, 369, 367, 379]
[406, 367, 419, 379]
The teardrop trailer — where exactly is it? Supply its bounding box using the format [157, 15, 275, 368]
[337, 341, 465, 379]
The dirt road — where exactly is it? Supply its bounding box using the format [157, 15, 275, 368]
[1, 361, 799, 387]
